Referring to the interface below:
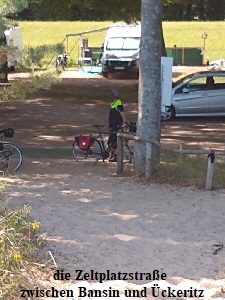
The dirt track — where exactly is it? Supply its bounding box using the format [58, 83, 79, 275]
[2, 69, 225, 299]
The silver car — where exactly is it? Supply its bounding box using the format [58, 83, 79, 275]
[162, 71, 225, 121]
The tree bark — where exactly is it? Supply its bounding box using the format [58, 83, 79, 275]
[134, 0, 162, 174]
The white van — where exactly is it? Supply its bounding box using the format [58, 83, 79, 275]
[4, 27, 23, 70]
[101, 24, 141, 77]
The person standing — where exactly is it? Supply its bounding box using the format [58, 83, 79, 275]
[108, 90, 127, 162]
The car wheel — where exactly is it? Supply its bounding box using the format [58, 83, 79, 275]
[161, 106, 175, 121]
[102, 72, 108, 78]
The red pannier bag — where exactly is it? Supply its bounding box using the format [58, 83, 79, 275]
[75, 135, 92, 150]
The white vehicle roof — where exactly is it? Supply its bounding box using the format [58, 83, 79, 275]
[106, 24, 141, 38]
[4, 27, 22, 38]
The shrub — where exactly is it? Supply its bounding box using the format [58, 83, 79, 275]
[0, 203, 44, 298]
[0, 72, 60, 100]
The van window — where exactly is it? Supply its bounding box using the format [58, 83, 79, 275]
[106, 37, 140, 50]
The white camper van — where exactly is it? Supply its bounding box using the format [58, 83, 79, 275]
[4, 27, 23, 70]
[101, 24, 141, 77]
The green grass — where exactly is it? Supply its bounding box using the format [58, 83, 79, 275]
[19, 21, 112, 62]
[150, 151, 225, 189]
[18, 21, 225, 64]
[163, 21, 225, 62]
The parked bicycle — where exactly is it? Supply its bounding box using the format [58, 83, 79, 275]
[55, 54, 68, 70]
[0, 128, 22, 173]
[72, 123, 136, 165]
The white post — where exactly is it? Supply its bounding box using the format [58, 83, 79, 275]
[179, 143, 183, 161]
[146, 142, 153, 179]
[205, 150, 215, 191]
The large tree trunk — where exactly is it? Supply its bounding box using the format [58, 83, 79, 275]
[134, 0, 162, 174]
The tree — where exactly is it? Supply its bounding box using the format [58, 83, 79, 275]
[69, 0, 167, 56]
[0, 0, 28, 82]
[133, 0, 162, 174]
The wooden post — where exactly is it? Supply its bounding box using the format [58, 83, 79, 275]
[182, 47, 185, 65]
[117, 136, 123, 175]
[224, 144, 225, 163]
[205, 150, 215, 191]
[31, 62, 35, 76]
[146, 142, 153, 179]
[179, 143, 183, 161]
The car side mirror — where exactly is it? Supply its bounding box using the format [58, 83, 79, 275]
[182, 87, 189, 93]
[100, 44, 104, 52]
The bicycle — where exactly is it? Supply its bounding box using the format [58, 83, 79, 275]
[72, 124, 135, 165]
[0, 128, 23, 173]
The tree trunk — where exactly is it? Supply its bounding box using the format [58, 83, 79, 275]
[185, 0, 193, 20]
[134, 0, 162, 174]
[0, 34, 8, 83]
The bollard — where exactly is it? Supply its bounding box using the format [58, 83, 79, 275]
[205, 150, 215, 191]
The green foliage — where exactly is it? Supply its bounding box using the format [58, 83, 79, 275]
[14, 0, 225, 22]
[0, 202, 44, 298]
[23, 43, 65, 67]
[0, 0, 28, 34]
[0, 72, 60, 100]
[74, 0, 141, 23]
[0, 0, 28, 15]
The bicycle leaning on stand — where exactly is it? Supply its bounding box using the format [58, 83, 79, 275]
[72, 123, 136, 165]
[0, 128, 23, 173]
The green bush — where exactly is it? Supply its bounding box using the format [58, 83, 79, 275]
[23, 43, 65, 68]
[0, 203, 44, 298]
[0, 72, 60, 100]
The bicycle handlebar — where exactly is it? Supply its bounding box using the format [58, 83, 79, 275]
[92, 122, 136, 133]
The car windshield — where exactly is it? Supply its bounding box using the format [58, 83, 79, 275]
[106, 37, 140, 50]
[172, 73, 199, 88]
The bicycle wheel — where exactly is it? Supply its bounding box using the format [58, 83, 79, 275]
[0, 143, 23, 172]
[72, 138, 102, 165]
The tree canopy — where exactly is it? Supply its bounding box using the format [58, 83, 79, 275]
[13, 0, 225, 21]
[0, 0, 27, 35]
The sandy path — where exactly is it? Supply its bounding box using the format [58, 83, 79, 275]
[5, 164, 225, 299]
[2, 70, 225, 299]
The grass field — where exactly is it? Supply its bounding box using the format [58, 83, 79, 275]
[19, 21, 225, 64]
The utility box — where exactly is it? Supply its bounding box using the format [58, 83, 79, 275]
[4, 27, 23, 69]
[161, 57, 173, 113]
[166, 47, 203, 66]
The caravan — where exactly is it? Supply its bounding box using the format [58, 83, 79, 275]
[101, 24, 141, 77]
[4, 27, 23, 70]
